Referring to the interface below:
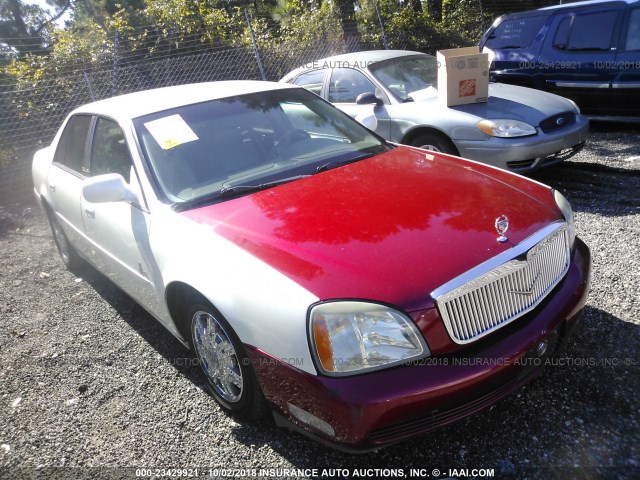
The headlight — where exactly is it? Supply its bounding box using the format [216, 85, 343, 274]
[553, 189, 576, 247]
[309, 301, 429, 376]
[477, 119, 537, 138]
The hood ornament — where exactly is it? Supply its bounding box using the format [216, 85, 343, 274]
[495, 215, 509, 243]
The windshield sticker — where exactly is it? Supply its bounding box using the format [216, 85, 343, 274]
[144, 114, 199, 150]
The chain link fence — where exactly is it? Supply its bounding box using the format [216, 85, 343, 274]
[0, 1, 561, 204]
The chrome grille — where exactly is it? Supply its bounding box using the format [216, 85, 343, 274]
[433, 223, 570, 344]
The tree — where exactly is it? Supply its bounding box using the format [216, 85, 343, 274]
[0, 0, 72, 55]
[335, 0, 360, 46]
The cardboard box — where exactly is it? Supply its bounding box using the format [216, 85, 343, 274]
[437, 47, 489, 107]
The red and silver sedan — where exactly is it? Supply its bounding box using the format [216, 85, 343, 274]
[32, 81, 590, 451]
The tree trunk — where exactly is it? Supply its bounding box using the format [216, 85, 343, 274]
[335, 0, 361, 48]
[407, 0, 423, 15]
[6, 0, 29, 37]
[427, 0, 442, 21]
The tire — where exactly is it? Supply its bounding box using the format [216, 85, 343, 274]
[47, 212, 84, 271]
[187, 298, 267, 420]
[409, 132, 458, 155]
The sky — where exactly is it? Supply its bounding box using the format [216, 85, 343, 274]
[28, 0, 71, 27]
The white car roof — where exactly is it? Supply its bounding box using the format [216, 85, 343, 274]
[71, 81, 297, 121]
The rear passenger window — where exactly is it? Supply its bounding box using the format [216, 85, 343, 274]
[485, 16, 546, 49]
[293, 70, 325, 96]
[555, 11, 619, 51]
[625, 8, 640, 51]
[53, 115, 92, 174]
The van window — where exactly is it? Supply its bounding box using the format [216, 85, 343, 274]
[625, 8, 640, 51]
[555, 11, 618, 51]
[485, 16, 546, 49]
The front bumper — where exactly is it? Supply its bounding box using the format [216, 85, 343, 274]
[248, 237, 591, 451]
[454, 115, 589, 173]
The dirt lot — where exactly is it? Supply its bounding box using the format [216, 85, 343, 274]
[1, 123, 639, 480]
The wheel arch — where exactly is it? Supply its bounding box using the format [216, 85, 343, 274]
[165, 281, 204, 346]
[401, 126, 460, 155]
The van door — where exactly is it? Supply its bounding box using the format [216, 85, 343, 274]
[611, 6, 640, 115]
[537, 5, 624, 114]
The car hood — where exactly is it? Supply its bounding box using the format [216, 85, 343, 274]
[180, 146, 560, 312]
[407, 83, 577, 126]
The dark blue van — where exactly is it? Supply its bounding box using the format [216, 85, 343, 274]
[479, 0, 640, 119]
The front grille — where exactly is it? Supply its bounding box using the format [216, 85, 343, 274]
[539, 111, 576, 133]
[434, 223, 570, 344]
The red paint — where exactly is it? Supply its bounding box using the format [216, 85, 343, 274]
[247, 239, 590, 449]
[182, 147, 559, 313]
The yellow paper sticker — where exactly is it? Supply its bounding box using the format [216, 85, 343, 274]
[144, 114, 199, 150]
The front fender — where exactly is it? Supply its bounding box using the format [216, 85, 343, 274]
[153, 211, 320, 376]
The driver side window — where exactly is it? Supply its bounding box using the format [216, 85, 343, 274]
[328, 68, 376, 103]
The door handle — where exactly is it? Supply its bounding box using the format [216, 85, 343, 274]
[84, 208, 95, 219]
[49, 184, 56, 192]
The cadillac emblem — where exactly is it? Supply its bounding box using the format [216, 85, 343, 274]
[495, 215, 509, 243]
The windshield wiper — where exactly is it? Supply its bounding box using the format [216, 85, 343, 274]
[316, 152, 376, 173]
[172, 175, 310, 212]
[219, 175, 311, 195]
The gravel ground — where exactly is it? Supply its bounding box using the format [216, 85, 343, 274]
[1, 123, 639, 480]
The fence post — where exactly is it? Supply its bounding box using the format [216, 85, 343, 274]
[244, 9, 267, 81]
[83, 72, 96, 102]
[112, 29, 119, 97]
[375, 4, 389, 50]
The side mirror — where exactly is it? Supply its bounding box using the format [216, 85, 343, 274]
[355, 112, 378, 131]
[83, 173, 139, 204]
[355, 92, 383, 106]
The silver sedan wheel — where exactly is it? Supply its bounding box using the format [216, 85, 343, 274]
[418, 144, 442, 152]
[192, 311, 244, 403]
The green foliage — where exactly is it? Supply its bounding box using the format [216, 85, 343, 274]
[357, 0, 472, 53]
[442, 0, 492, 41]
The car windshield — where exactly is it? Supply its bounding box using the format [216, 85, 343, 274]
[133, 88, 388, 206]
[369, 56, 438, 102]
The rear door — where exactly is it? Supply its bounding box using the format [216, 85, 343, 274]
[537, 5, 624, 113]
[48, 114, 93, 254]
[611, 5, 640, 115]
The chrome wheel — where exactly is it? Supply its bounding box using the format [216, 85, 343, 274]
[192, 310, 244, 403]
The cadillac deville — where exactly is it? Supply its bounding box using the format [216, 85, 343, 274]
[32, 81, 591, 451]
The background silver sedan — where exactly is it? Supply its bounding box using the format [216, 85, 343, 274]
[281, 50, 589, 173]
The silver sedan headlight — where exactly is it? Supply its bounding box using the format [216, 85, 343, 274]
[309, 301, 429, 376]
[477, 119, 537, 138]
[553, 189, 576, 248]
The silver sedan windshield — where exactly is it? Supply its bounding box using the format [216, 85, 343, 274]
[369, 56, 438, 102]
